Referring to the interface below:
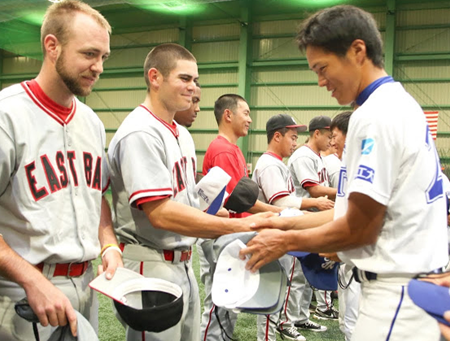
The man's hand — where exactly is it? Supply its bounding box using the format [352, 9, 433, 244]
[239, 229, 289, 272]
[23, 276, 77, 337]
[315, 196, 334, 211]
[319, 252, 341, 262]
[98, 248, 123, 280]
[440, 312, 450, 341]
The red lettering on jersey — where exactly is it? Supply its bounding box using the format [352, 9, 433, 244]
[83, 152, 93, 186]
[25, 161, 49, 201]
[172, 161, 186, 198]
[191, 157, 196, 178]
[41, 155, 62, 193]
[91, 157, 101, 190]
[56, 151, 68, 188]
[67, 151, 78, 186]
[318, 168, 328, 184]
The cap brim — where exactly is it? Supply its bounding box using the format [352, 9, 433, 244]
[408, 279, 450, 326]
[287, 251, 310, 258]
[286, 124, 307, 132]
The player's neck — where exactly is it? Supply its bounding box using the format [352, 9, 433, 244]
[306, 141, 320, 155]
[266, 146, 282, 159]
[142, 96, 174, 125]
[35, 64, 75, 108]
[358, 64, 389, 98]
[218, 127, 239, 145]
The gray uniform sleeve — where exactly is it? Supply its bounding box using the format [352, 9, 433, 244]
[114, 131, 173, 206]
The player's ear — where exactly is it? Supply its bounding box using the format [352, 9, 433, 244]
[148, 68, 161, 89]
[350, 39, 366, 65]
[43, 34, 59, 63]
[224, 109, 233, 123]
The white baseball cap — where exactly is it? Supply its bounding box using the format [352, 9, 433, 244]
[89, 268, 183, 332]
[195, 166, 231, 214]
[211, 232, 287, 314]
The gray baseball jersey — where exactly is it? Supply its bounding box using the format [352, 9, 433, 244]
[108, 105, 198, 250]
[323, 153, 341, 189]
[252, 152, 295, 204]
[0, 80, 109, 265]
[288, 145, 329, 198]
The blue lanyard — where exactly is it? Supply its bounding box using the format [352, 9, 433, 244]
[355, 76, 394, 106]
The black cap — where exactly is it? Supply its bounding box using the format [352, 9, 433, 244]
[266, 114, 307, 133]
[309, 116, 331, 131]
[224, 177, 259, 213]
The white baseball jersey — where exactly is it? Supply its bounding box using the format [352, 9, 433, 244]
[108, 105, 198, 250]
[323, 153, 341, 188]
[252, 152, 295, 204]
[288, 145, 329, 198]
[0, 80, 108, 265]
[335, 81, 448, 274]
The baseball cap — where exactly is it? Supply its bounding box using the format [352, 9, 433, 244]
[266, 114, 307, 133]
[408, 278, 450, 326]
[15, 300, 98, 341]
[89, 268, 183, 332]
[195, 166, 231, 215]
[211, 232, 287, 315]
[309, 115, 331, 131]
[224, 177, 259, 213]
[287, 251, 339, 291]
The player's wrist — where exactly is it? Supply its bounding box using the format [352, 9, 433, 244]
[100, 243, 122, 258]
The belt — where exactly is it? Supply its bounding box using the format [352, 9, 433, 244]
[163, 249, 192, 262]
[36, 261, 89, 278]
[352, 267, 377, 283]
[353, 267, 445, 283]
[120, 243, 192, 263]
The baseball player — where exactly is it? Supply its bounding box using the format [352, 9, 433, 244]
[0, 1, 122, 340]
[322, 144, 341, 188]
[241, 5, 447, 341]
[200, 94, 282, 341]
[252, 114, 333, 341]
[174, 83, 201, 128]
[108, 43, 268, 341]
[287, 116, 338, 325]
[328, 111, 360, 341]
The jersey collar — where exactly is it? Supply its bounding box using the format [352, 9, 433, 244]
[265, 151, 282, 161]
[355, 76, 394, 106]
[139, 104, 179, 138]
[22, 79, 76, 125]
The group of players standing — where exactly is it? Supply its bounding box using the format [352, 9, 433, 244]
[0, 1, 448, 341]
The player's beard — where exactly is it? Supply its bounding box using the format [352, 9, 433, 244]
[56, 51, 95, 97]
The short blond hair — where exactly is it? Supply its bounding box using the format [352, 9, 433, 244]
[41, 0, 111, 56]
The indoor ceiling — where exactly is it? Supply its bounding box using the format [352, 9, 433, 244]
[1, 0, 449, 58]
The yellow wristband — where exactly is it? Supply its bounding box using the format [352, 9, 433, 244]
[100, 243, 119, 255]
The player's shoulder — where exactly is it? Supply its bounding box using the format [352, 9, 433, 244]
[290, 145, 315, 161]
[0, 83, 26, 104]
[205, 136, 235, 155]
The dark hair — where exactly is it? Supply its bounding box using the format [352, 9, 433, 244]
[309, 128, 329, 137]
[330, 111, 352, 135]
[297, 5, 384, 68]
[267, 127, 289, 144]
[213, 94, 247, 126]
[144, 43, 196, 91]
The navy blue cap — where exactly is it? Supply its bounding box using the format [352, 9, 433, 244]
[408, 278, 450, 326]
[288, 252, 338, 291]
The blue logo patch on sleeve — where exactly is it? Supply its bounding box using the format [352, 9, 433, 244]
[356, 165, 375, 183]
[361, 138, 374, 155]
